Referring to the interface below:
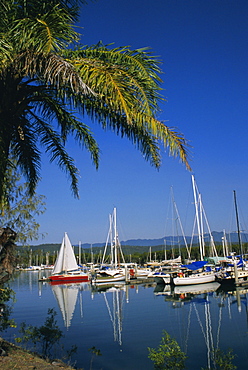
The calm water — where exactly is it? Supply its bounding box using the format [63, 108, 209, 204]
[2, 271, 248, 369]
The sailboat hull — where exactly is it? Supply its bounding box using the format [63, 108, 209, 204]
[173, 272, 216, 286]
[91, 274, 126, 285]
[174, 282, 220, 294]
[49, 273, 89, 284]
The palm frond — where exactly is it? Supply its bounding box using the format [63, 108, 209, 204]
[29, 91, 100, 168]
[0, 2, 191, 201]
[10, 118, 41, 195]
[67, 119, 100, 169]
[12, 51, 95, 96]
[66, 44, 190, 170]
[11, 5, 79, 53]
[69, 45, 163, 117]
[30, 115, 80, 198]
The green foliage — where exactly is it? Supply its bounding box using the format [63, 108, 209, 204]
[17, 241, 248, 266]
[0, 285, 16, 332]
[0, 160, 46, 244]
[15, 308, 63, 358]
[201, 348, 237, 370]
[14, 307, 77, 364]
[215, 349, 237, 370]
[0, 0, 190, 202]
[89, 346, 102, 370]
[148, 330, 187, 369]
[148, 331, 237, 370]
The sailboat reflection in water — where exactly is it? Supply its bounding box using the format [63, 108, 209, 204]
[51, 283, 88, 329]
[92, 284, 127, 346]
[155, 282, 223, 369]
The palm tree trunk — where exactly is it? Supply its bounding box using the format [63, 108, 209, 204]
[0, 227, 17, 283]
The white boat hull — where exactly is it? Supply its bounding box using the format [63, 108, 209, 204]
[91, 274, 126, 285]
[173, 272, 216, 286]
[136, 270, 151, 278]
[174, 282, 220, 295]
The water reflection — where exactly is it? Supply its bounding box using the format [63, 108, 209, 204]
[51, 283, 87, 329]
[153, 281, 220, 299]
[7, 272, 248, 370]
[50, 281, 128, 344]
[153, 281, 248, 369]
[93, 285, 126, 346]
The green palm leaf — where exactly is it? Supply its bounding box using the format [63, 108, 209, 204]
[0, 0, 191, 202]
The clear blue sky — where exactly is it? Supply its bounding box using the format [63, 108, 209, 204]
[36, 0, 248, 245]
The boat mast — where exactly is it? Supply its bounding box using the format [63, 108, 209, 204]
[113, 207, 118, 268]
[192, 175, 204, 260]
[164, 240, 167, 261]
[222, 230, 228, 257]
[101, 213, 113, 266]
[233, 190, 243, 259]
[110, 213, 114, 265]
[101, 207, 125, 267]
[171, 187, 191, 259]
[79, 241, 81, 265]
[199, 194, 205, 257]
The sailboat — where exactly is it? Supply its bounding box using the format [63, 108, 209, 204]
[164, 186, 191, 263]
[49, 232, 89, 284]
[216, 191, 248, 286]
[173, 176, 216, 286]
[91, 208, 126, 285]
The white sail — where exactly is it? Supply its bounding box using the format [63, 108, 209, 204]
[52, 233, 78, 275]
[52, 284, 79, 328]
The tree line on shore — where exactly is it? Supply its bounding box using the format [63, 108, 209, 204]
[15, 242, 248, 267]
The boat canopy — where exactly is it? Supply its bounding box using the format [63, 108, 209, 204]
[227, 258, 245, 267]
[181, 261, 207, 271]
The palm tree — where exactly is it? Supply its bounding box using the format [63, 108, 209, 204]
[0, 0, 191, 202]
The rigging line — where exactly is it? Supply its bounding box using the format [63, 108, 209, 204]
[228, 295, 232, 320]
[115, 291, 123, 346]
[183, 177, 194, 237]
[118, 236, 126, 264]
[200, 202, 218, 257]
[216, 296, 223, 349]
[204, 302, 211, 370]
[193, 303, 207, 343]
[101, 213, 112, 265]
[164, 187, 173, 236]
[190, 213, 197, 254]
[117, 218, 129, 248]
[120, 287, 126, 314]
[227, 196, 235, 245]
[103, 292, 114, 324]
[170, 187, 176, 249]
[234, 193, 248, 237]
[206, 298, 214, 348]
[79, 290, 83, 321]
[113, 293, 118, 343]
[185, 303, 193, 354]
[206, 301, 215, 367]
[234, 190, 243, 258]
[103, 290, 123, 345]
[172, 192, 190, 258]
[192, 176, 203, 260]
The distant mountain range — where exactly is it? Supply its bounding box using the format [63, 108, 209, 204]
[27, 231, 248, 253]
[74, 231, 248, 248]
[87, 231, 247, 248]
